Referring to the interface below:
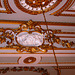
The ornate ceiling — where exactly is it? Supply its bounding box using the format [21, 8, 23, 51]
[0, 1, 75, 74]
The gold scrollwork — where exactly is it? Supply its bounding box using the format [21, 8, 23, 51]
[0, 20, 74, 53]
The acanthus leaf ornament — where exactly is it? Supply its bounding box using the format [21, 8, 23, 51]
[0, 20, 75, 53]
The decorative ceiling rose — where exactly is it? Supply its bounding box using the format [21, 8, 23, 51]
[16, 32, 43, 46]
[14, 0, 61, 15]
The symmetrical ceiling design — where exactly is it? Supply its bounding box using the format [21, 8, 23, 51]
[0, 1, 75, 75]
[0, 20, 75, 67]
[0, 20, 75, 54]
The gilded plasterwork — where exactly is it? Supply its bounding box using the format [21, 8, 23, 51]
[14, 0, 62, 15]
[0, 20, 74, 53]
[50, 0, 75, 17]
[0, 0, 15, 13]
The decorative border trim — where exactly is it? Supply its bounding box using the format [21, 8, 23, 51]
[0, 0, 16, 13]
[0, 52, 75, 54]
[57, 13, 75, 17]
[66, 10, 75, 12]
[54, 66, 75, 69]
[65, 0, 75, 12]
[50, 0, 75, 17]
[0, 48, 75, 50]
[0, 67, 49, 75]
[65, 0, 75, 11]
[50, 0, 72, 15]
